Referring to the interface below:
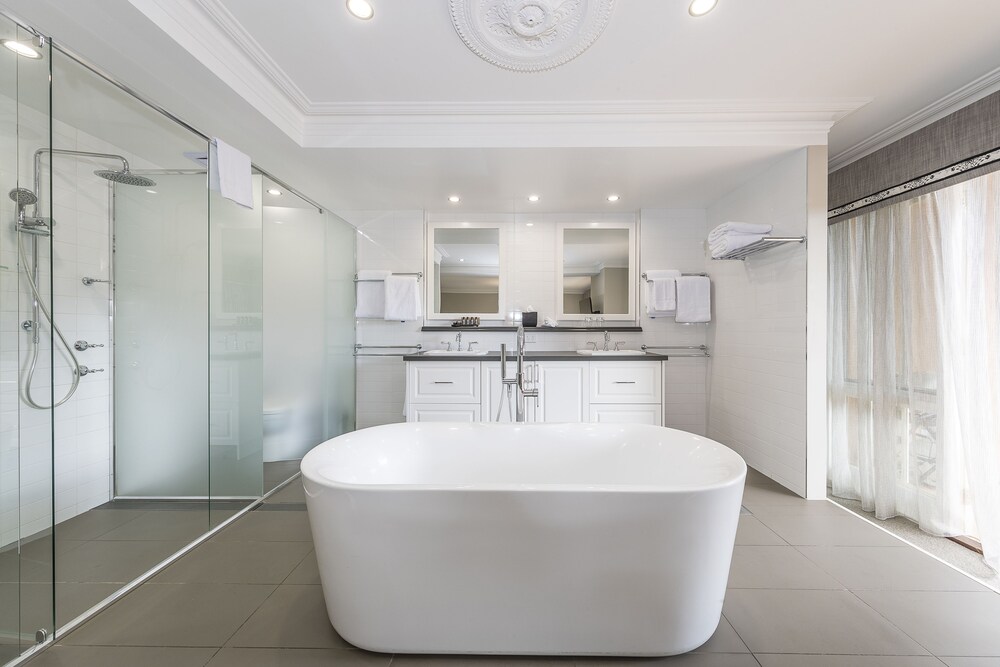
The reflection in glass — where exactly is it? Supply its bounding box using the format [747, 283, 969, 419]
[562, 228, 630, 315]
[432, 227, 500, 314]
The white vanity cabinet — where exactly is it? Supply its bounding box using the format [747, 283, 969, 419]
[407, 357, 663, 426]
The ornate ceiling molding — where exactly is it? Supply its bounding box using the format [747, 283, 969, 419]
[449, 0, 616, 72]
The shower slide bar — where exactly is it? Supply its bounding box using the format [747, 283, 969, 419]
[641, 272, 708, 281]
[353, 272, 423, 283]
[641, 344, 711, 358]
[354, 344, 422, 357]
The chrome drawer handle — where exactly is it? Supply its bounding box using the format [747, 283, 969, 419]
[613, 381, 636, 384]
[432, 381, 454, 384]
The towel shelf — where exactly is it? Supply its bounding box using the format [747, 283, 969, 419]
[354, 344, 422, 357]
[641, 272, 707, 282]
[354, 272, 422, 283]
[711, 236, 805, 261]
[641, 344, 710, 358]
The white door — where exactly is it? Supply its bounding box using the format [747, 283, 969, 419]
[537, 361, 589, 423]
[407, 404, 481, 422]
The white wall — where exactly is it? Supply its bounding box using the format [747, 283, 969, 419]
[348, 208, 710, 433]
[705, 148, 810, 496]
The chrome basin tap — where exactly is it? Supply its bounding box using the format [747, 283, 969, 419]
[455, 331, 463, 352]
[603, 331, 611, 351]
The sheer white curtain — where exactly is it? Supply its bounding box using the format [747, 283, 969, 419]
[829, 170, 1000, 572]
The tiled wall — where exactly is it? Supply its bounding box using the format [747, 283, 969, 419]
[346, 208, 711, 433]
[705, 149, 809, 495]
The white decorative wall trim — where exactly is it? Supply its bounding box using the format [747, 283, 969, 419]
[449, 0, 616, 72]
[829, 65, 1000, 171]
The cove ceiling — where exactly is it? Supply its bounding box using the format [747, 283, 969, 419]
[6, 0, 1000, 212]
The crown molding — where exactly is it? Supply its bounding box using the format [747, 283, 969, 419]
[829, 65, 1000, 171]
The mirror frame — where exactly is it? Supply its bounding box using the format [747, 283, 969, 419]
[425, 220, 508, 321]
[555, 220, 637, 322]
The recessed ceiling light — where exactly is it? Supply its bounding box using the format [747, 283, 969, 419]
[448, 195, 460, 203]
[688, 0, 718, 17]
[607, 194, 620, 202]
[526, 222, 534, 227]
[274, 220, 284, 225]
[346, 0, 374, 20]
[2, 40, 41, 59]
[459, 258, 465, 262]
[145, 189, 157, 194]
[527, 194, 539, 202]
[266, 188, 282, 196]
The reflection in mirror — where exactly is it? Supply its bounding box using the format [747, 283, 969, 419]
[562, 228, 630, 315]
[432, 227, 500, 314]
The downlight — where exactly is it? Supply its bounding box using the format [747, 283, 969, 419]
[347, 0, 374, 20]
[688, 0, 718, 17]
[2, 40, 41, 59]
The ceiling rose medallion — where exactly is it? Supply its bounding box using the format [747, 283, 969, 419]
[450, 0, 617, 72]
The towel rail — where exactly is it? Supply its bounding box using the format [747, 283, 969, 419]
[354, 272, 422, 283]
[641, 272, 707, 282]
[354, 344, 422, 357]
[711, 236, 805, 261]
[641, 344, 710, 358]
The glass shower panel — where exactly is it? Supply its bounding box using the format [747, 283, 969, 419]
[114, 172, 209, 498]
[209, 178, 263, 502]
[323, 210, 356, 442]
[0, 20, 54, 660]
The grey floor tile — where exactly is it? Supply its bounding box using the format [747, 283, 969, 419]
[940, 659, 1000, 666]
[727, 546, 843, 589]
[206, 647, 390, 667]
[52, 510, 148, 541]
[55, 540, 187, 583]
[754, 513, 907, 547]
[734, 516, 786, 546]
[284, 551, 321, 585]
[267, 481, 306, 504]
[62, 583, 275, 647]
[739, 484, 809, 510]
[213, 510, 312, 543]
[756, 656, 946, 667]
[394, 658, 573, 667]
[96, 510, 214, 542]
[799, 546, 989, 592]
[574, 655, 760, 666]
[5, 582, 121, 638]
[689, 614, 748, 653]
[856, 590, 1000, 656]
[747, 498, 857, 518]
[226, 585, 351, 649]
[264, 462, 302, 491]
[723, 589, 928, 655]
[23, 645, 217, 667]
[153, 540, 313, 584]
[745, 467, 782, 487]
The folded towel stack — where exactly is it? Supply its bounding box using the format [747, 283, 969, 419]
[644, 269, 681, 317]
[708, 222, 772, 258]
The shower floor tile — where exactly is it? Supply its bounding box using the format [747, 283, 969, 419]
[19, 645, 217, 667]
[205, 648, 390, 667]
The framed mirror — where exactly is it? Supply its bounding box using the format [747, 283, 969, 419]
[425, 221, 506, 320]
[555, 221, 636, 321]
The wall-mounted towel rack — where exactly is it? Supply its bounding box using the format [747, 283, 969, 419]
[354, 344, 422, 357]
[354, 272, 422, 283]
[641, 344, 711, 358]
[711, 236, 805, 261]
[641, 272, 708, 282]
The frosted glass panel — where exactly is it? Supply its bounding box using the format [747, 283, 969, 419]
[114, 172, 209, 497]
[324, 210, 356, 440]
[209, 178, 263, 497]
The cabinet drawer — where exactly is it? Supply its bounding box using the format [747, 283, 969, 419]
[407, 362, 481, 403]
[589, 362, 661, 404]
[589, 404, 662, 426]
[407, 404, 481, 422]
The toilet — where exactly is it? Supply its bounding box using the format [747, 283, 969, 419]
[262, 405, 290, 462]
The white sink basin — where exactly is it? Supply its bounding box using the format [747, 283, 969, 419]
[422, 349, 490, 356]
[576, 349, 645, 356]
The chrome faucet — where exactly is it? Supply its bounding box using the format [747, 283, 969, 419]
[455, 331, 463, 352]
[499, 325, 538, 422]
[603, 330, 611, 351]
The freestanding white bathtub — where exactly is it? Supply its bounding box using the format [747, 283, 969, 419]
[301, 422, 746, 656]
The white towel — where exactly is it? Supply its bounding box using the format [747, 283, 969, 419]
[675, 276, 711, 323]
[209, 138, 254, 209]
[355, 270, 391, 318]
[384, 275, 422, 321]
[710, 233, 768, 258]
[708, 222, 772, 243]
[644, 269, 680, 316]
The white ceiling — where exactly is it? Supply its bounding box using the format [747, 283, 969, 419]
[4, 0, 1000, 214]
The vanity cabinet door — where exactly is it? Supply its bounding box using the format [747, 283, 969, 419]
[589, 404, 662, 426]
[482, 361, 536, 423]
[590, 362, 662, 404]
[407, 362, 481, 404]
[536, 361, 589, 423]
[407, 404, 481, 422]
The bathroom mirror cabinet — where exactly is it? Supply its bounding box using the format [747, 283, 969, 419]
[556, 221, 637, 321]
[425, 222, 506, 320]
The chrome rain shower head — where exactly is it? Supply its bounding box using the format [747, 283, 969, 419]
[93, 169, 156, 187]
[8, 187, 38, 206]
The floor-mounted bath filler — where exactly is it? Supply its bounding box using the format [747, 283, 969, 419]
[12, 148, 156, 409]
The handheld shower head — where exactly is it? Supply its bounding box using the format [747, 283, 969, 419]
[93, 169, 156, 187]
[9, 187, 37, 206]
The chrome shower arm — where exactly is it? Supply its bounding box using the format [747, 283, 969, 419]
[33, 148, 129, 208]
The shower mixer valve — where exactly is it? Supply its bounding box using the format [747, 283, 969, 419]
[74, 340, 104, 351]
[78, 366, 104, 377]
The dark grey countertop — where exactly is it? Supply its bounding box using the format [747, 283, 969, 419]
[403, 350, 668, 362]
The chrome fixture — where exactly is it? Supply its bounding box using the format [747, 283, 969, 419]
[603, 331, 611, 351]
[455, 332, 462, 351]
[81, 276, 111, 286]
[466, 340, 479, 352]
[641, 344, 711, 358]
[498, 325, 538, 422]
[78, 365, 104, 376]
[353, 344, 422, 357]
[74, 340, 104, 351]
[439, 340, 453, 352]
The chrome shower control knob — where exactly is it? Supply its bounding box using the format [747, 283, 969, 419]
[74, 340, 105, 351]
[78, 366, 105, 376]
